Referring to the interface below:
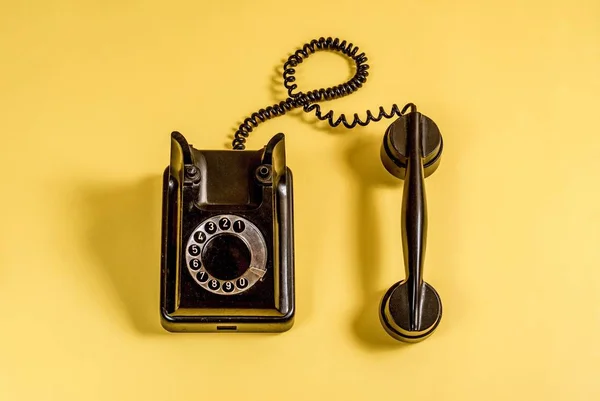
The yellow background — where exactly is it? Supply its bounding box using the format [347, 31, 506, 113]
[1, 1, 599, 400]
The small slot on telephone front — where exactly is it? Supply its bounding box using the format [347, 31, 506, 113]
[216, 325, 237, 331]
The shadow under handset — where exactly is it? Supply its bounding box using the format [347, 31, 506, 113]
[344, 130, 405, 349]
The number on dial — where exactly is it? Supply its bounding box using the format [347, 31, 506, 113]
[205, 221, 217, 234]
[194, 231, 206, 243]
[223, 281, 234, 293]
[188, 244, 200, 256]
[219, 218, 231, 230]
[236, 277, 248, 289]
[196, 271, 208, 283]
[233, 220, 245, 233]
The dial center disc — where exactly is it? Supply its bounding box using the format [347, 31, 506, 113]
[201, 233, 252, 280]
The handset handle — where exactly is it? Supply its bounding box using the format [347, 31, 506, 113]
[402, 112, 428, 331]
[379, 110, 444, 342]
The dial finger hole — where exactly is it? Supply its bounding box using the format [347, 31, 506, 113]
[189, 259, 201, 270]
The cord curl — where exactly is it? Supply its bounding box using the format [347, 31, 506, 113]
[232, 36, 415, 150]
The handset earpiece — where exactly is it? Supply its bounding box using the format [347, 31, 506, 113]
[379, 109, 443, 342]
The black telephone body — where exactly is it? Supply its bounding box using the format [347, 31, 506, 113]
[160, 131, 295, 332]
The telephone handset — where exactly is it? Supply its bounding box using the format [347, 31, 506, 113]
[379, 110, 443, 342]
[160, 36, 445, 342]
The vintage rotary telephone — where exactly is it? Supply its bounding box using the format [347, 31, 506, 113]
[160, 37, 444, 342]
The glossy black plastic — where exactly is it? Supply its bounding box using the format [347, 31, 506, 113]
[379, 111, 443, 342]
[160, 132, 295, 332]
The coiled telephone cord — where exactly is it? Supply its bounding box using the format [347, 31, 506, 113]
[232, 36, 415, 150]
